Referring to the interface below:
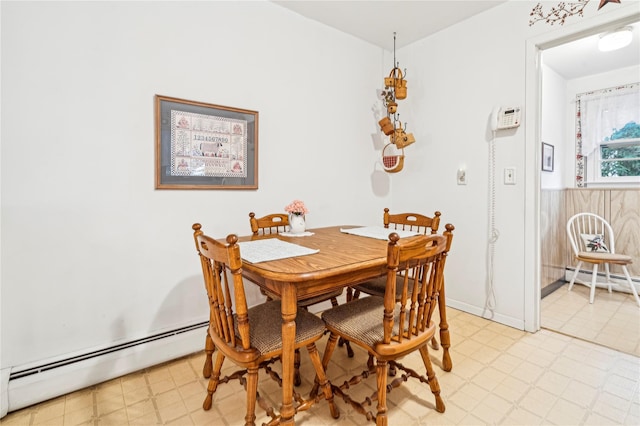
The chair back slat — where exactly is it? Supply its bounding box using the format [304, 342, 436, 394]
[384, 207, 441, 235]
[249, 212, 289, 235]
[193, 225, 251, 351]
[567, 212, 616, 254]
[383, 228, 452, 346]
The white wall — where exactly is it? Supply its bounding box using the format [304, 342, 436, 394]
[393, 0, 640, 328]
[394, 1, 532, 328]
[1, 0, 388, 382]
[540, 64, 567, 190]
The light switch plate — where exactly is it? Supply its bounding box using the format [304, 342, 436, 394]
[457, 169, 467, 185]
[504, 167, 516, 185]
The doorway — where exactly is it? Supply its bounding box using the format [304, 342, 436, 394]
[537, 18, 640, 356]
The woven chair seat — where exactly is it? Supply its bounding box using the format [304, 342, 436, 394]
[263, 288, 344, 309]
[241, 300, 326, 354]
[313, 231, 454, 423]
[322, 296, 405, 348]
[577, 251, 632, 264]
[353, 275, 416, 299]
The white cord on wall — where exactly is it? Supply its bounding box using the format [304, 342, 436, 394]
[485, 131, 499, 316]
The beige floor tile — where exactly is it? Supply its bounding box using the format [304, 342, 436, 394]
[545, 398, 588, 424]
[31, 398, 66, 424]
[62, 405, 95, 426]
[584, 411, 622, 425]
[127, 411, 161, 426]
[542, 283, 640, 357]
[0, 410, 33, 426]
[123, 387, 150, 407]
[536, 370, 572, 396]
[561, 380, 599, 408]
[96, 407, 128, 425]
[33, 414, 64, 426]
[124, 399, 156, 422]
[503, 407, 545, 425]
[156, 399, 188, 424]
[4, 307, 640, 426]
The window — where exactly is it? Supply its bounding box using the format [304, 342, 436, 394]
[600, 122, 640, 178]
[575, 83, 640, 186]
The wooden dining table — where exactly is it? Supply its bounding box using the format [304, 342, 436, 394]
[235, 225, 451, 425]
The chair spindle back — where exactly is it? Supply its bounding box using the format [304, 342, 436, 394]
[192, 224, 251, 351]
[249, 212, 289, 235]
[384, 207, 441, 235]
[567, 212, 616, 255]
[383, 226, 452, 346]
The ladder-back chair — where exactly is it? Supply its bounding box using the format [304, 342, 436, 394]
[349, 208, 452, 372]
[314, 227, 454, 426]
[192, 223, 339, 425]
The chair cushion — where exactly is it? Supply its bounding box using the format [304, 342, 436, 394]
[263, 288, 344, 308]
[298, 289, 344, 308]
[239, 300, 326, 354]
[352, 277, 387, 298]
[577, 251, 632, 263]
[353, 275, 417, 299]
[322, 296, 399, 347]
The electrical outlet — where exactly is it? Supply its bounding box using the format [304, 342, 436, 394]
[457, 169, 467, 185]
[504, 167, 516, 185]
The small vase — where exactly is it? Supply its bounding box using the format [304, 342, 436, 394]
[288, 213, 306, 234]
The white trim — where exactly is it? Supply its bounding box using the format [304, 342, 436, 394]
[447, 299, 525, 331]
[1, 368, 10, 418]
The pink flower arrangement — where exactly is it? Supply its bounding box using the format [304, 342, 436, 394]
[284, 199, 309, 215]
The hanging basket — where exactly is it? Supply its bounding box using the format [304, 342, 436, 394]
[393, 129, 416, 149]
[382, 143, 405, 173]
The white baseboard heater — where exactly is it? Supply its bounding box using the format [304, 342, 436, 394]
[564, 267, 640, 294]
[1, 321, 208, 418]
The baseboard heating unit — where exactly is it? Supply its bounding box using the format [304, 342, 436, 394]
[1, 321, 208, 418]
[564, 267, 640, 294]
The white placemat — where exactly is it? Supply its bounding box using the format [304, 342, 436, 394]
[279, 231, 315, 237]
[238, 239, 319, 263]
[340, 226, 420, 240]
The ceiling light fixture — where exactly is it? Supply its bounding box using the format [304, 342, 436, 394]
[598, 26, 633, 51]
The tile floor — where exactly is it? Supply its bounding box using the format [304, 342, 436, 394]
[2, 307, 639, 426]
[541, 282, 640, 357]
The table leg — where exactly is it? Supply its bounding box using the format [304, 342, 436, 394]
[280, 284, 297, 425]
[438, 281, 452, 372]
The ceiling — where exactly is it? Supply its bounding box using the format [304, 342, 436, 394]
[272, 1, 639, 80]
[273, 1, 507, 50]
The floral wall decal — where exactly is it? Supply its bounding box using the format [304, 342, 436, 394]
[529, 0, 622, 26]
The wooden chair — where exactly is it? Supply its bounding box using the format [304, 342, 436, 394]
[348, 208, 453, 372]
[566, 213, 640, 307]
[249, 212, 354, 385]
[313, 227, 454, 426]
[192, 223, 339, 426]
[350, 208, 442, 300]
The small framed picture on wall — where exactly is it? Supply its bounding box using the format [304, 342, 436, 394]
[542, 142, 554, 172]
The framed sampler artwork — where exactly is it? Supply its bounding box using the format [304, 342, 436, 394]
[155, 95, 258, 189]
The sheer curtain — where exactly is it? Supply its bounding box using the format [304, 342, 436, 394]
[575, 83, 639, 187]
